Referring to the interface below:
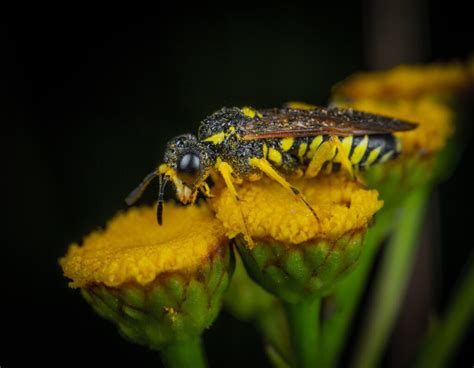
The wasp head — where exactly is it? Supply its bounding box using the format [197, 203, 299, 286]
[164, 134, 215, 204]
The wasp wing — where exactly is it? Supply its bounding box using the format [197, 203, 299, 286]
[241, 107, 417, 140]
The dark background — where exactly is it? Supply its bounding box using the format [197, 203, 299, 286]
[3, 1, 473, 367]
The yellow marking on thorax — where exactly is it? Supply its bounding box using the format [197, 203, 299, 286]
[242, 106, 262, 119]
[297, 142, 308, 160]
[351, 135, 369, 164]
[203, 131, 225, 144]
[268, 147, 283, 166]
[307, 136, 324, 159]
[365, 147, 382, 167]
[262, 143, 269, 157]
[280, 137, 294, 151]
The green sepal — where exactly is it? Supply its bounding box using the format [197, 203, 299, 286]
[81, 245, 234, 350]
[236, 232, 365, 304]
[224, 252, 277, 321]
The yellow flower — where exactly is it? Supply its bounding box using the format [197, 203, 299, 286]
[60, 203, 233, 354]
[337, 97, 454, 155]
[61, 204, 227, 288]
[211, 173, 383, 302]
[212, 173, 383, 245]
[334, 61, 471, 100]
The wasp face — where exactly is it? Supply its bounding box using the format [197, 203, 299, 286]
[164, 134, 215, 203]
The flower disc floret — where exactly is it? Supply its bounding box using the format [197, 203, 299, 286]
[61, 204, 227, 288]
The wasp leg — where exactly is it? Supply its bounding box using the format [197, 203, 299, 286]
[199, 181, 214, 198]
[330, 136, 355, 180]
[190, 190, 199, 204]
[304, 141, 337, 178]
[249, 157, 319, 222]
[215, 159, 254, 247]
[355, 171, 367, 186]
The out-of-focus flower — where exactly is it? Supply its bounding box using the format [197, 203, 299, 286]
[211, 174, 383, 303]
[332, 62, 465, 209]
[336, 96, 456, 207]
[60, 204, 233, 351]
[333, 61, 472, 100]
[340, 97, 454, 155]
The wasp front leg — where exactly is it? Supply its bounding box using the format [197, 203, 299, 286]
[330, 136, 356, 180]
[249, 157, 319, 221]
[199, 181, 214, 198]
[215, 158, 254, 247]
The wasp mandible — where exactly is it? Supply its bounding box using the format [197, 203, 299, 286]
[126, 106, 417, 225]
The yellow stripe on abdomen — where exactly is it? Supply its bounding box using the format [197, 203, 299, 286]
[297, 142, 308, 160]
[379, 150, 394, 163]
[280, 137, 294, 152]
[306, 136, 323, 159]
[351, 135, 369, 164]
[364, 147, 382, 167]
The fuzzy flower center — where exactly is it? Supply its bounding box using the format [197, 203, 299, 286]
[337, 97, 454, 154]
[333, 62, 471, 99]
[60, 204, 227, 288]
[211, 174, 383, 245]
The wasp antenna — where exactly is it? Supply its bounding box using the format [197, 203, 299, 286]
[157, 174, 169, 225]
[125, 171, 159, 206]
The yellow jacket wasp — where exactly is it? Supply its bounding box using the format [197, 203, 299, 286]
[126, 106, 416, 227]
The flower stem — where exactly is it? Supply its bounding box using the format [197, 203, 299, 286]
[321, 207, 394, 367]
[414, 256, 474, 368]
[352, 186, 430, 368]
[160, 336, 207, 368]
[284, 297, 321, 368]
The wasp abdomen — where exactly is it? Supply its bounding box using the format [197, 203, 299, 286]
[269, 134, 401, 174]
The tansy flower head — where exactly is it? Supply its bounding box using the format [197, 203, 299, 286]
[61, 204, 227, 288]
[333, 96, 456, 210]
[211, 174, 383, 302]
[60, 203, 233, 350]
[212, 174, 383, 244]
[337, 97, 454, 155]
[333, 61, 472, 100]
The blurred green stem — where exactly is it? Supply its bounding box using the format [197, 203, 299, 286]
[160, 336, 207, 368]
[284, 298, 321, 368]
[257, 305, 292, 367]
[414, 256, 474, 368]
[352, 186, 430, 368]
[321, 206, 394, 367]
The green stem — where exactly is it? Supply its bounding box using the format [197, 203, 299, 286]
[257, 305, 292, 367]
[160, 336, 207, 368]
[352, 186, 430, 368]
[321, 207, 394, 367]
[414, 256, 474, 368]
[284, 298, 321, 368]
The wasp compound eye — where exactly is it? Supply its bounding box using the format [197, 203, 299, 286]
[177, 153, 201, 184]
